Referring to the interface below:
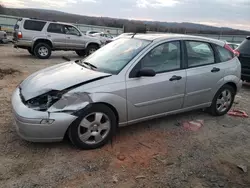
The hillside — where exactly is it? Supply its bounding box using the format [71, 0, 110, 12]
[0, 6, 249, 35]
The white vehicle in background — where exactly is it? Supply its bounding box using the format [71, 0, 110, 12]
[86, 31, 99, 36]
[0, 30, 8, 43]
[91, 32, 113, 44]
[112, 33, 133, 41]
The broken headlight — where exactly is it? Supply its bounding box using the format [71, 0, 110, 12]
[26, 90, 65, 111]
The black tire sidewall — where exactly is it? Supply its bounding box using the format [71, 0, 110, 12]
[27, 48, 34, 55]
[75, 50, 86, 57]
[210, 85, 236, 116]
[34, 43, 51, 59]
[68, 104, 117, 150]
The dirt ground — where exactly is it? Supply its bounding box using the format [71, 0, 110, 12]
[0, 43, 250, 188]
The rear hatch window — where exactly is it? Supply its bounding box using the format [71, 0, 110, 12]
[23, 20, 46, 31]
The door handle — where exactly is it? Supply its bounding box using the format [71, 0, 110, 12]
[211, 67, 220, 73]
[169, 75, 182, 81]
[47, 35, 51, 37]
[67, 36, 70, 39]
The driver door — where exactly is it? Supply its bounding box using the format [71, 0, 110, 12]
[126, 41, 187, 122]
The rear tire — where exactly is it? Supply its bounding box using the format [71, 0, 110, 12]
[34, 43, 51, 59]
[68, 104, 117, 150]
[27, 48, 34, 55]
[86, 44, 99, 56]
[208, 85, 236, 116]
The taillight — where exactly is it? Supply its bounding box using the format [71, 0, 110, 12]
[17, 31, 22, 39]
[234, 49, 240, 57]
[224, 44, 238, 57]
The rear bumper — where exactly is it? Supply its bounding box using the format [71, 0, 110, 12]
[11, 88, 77, 142]
[13, 40, 32, 49]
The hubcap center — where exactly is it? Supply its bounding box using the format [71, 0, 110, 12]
[91, 124, 99, 131]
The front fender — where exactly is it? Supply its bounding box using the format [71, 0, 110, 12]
[90, 92, 127, 124]
[49, 92, 127, 125]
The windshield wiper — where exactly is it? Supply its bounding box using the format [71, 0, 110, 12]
[81, 61, 98, 70]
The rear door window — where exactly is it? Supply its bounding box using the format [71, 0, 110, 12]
[23, 20, 46, 31]
[185, 41, 215, 67]
[215, 45, 233, 62]
[47, 23, 65, 34]
[237, 39, 250, 54]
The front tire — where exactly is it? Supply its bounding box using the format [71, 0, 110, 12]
[68, 104, 117, 150]
[208, 85, 236, 116]
[34, 43, 51, 59]
[86, 44, 99, 56]
[75, 50, 86, 57]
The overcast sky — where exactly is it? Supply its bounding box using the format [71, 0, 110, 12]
[2, 0, 250, 31]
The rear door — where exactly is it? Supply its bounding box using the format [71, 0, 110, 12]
[46, 23, 67, 49]
[183, 40, 225, 108]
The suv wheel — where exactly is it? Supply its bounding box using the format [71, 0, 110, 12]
[208, 85, 236, 116]
[27, 48, 34, 55]
[68, 104, 117, 150]
[76, 50, 86, 57]
[34, 43, 52, 59]
[86, 44, 99, 56]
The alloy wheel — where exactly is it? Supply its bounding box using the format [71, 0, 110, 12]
[78, 112, 111, 145]
[216, 89, 232, 113]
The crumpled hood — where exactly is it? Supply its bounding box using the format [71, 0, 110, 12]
[20, 61, 110, 100]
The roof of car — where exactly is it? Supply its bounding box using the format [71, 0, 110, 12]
[22, 18, 74, 26]
[134, 33, 225, 46]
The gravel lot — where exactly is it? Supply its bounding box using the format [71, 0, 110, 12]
[0, 43, 250, 188]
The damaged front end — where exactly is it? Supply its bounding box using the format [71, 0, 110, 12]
[25, 90, 66, 111]
[23, 89, 92, 114]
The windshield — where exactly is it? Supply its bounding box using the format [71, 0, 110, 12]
[81, 38, 151, 74]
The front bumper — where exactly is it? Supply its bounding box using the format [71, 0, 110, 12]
[11, 88, 77, 142]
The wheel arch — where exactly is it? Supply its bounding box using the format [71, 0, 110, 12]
[32, 38, 53, 50]
[86, 42, 100, 49]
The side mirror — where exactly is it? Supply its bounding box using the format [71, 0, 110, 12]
[137, 68, 156, 77]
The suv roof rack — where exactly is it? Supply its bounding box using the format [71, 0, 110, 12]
[28, 17, 57, 22]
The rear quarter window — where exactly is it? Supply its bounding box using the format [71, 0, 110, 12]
[23, 20, 46, 31]
[237, 39, 250, 54]
[215, 45, 233, 62]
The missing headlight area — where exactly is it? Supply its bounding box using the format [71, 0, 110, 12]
[48, 92, 92, 113]
[26, 90, 92, 113]
[26, 90, 64, 111]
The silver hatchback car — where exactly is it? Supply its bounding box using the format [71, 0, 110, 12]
[12, 34, 242, 149]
